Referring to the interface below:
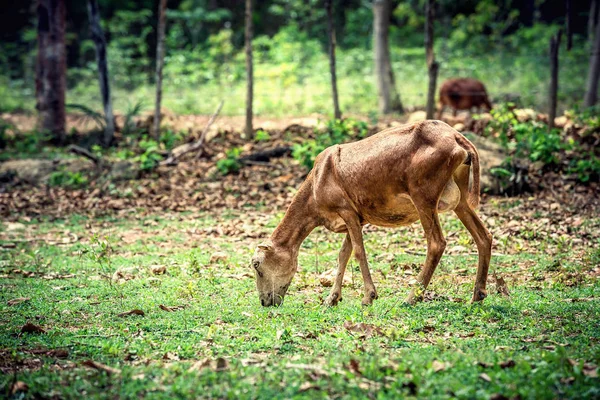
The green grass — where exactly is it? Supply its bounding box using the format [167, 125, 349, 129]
[1, 46, 591, 117]
[1, 207, 599, 399]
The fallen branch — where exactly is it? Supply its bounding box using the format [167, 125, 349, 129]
[238, 146, 291, 163]
[161, 100, 224, 166]
[67, 145, 102, 166]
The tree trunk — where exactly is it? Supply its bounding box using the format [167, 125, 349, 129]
[153, 0, 168, 140]
[584, 20, 600, 107]
[87, 0, 115, 147]
[245, 0, 254, 138]
[373, 0, 403, 114]
[36, 0, 66, 144]
[548, 30, 562, 130]
[589, 0, 598, 43]
[425, 0, 439, 120]
[326, 0, 342, 120]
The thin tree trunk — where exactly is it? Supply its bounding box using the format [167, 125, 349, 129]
[36, 0, 66, 144]
[549, 30, 562, 130]
[373, 0, 403, 114]
[326, 0, 341, 120]
[153, 0, 168, 140]
[245, 0, 254, 138]
[584, 20, 600, 107]
[425, 0, 439, 120]
[87, 0, 115, 146]
[589, 0, 598, 43]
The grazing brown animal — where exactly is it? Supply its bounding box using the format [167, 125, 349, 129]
[251, 121, 492, 307]
[437, 78, 492, 119]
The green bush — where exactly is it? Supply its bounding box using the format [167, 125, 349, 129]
[216, 147, 242, 175]
[135, 137, 163, 171]
[292, 118, 368, 170]
[48, 170, 89, 188]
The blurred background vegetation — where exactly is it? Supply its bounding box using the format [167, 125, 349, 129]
[0, 0, 595, 116]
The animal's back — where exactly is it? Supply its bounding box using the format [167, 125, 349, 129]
[439, 78, 491, 110]
[311, 121, 466, 228]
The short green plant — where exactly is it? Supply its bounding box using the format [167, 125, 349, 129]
[292, 118, 368, 169]
[135, 136, 162, 171]
[569, 154, 600, 183]
[48, 170, 89, 188]
[254, 129, 271, 142]
[216, 147, 242, 175]
[160, 129, 183, 150]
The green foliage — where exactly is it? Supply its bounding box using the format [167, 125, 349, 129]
[569, 155, 600, 183]
[135, 137, 163, 171]
[216, 147, 242, 175]
[254, 129, 271, 142]
[122, 101, 145, 136]
[66, 103, 106, 131]
[292, 118, 368, 170]
[160, 129, 183, 150]
[48, 170, 89, 188]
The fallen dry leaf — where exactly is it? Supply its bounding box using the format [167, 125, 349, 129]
[318, 268, 350, 287]
[298, 382, 320, 392]
[479, 372, 492, 382]
[159, 304, 185, 312]
[117, 309, 145, 317]
[432, 360, 450, 372]
[7, 297, 30, 306]
[10, 381, 28, 394]
[348, 359, 362, 375]
[188, 357, 228, 373]
[499, 359, 516, 369]
[20, 323, 46, 334]
[343, 321, 384, 339]
[210, 252, 228, 264]
[82, 360, 121, 375]
[495, 273, 510, 297]
[151, 265, 166, 275]
[163, 352, 180, 361]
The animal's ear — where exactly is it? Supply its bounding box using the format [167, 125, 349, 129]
[257, 242, 272, 252]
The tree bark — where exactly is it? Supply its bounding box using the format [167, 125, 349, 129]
[425, 0, 439, 120]
[326, 0, 341, 120]
[87, 0, 115, 147]
[36, 0, 66, 144]
[584, 19, 600, 107]
[548, 30, 562, 130]
[589, 0, 598, 43]
[245, 0, 254, 138]
[153, 0, 168, 140]
[373, 0, 403, 114]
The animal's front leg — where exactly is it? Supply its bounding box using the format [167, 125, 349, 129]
[324, 234, 352, 307]
[340, 213, 378, 306]
[405, 207, 446, 305]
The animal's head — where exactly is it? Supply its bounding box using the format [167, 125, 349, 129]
[251, 240, 296, 307]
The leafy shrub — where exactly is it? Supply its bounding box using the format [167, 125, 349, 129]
[569, 155, 600, 183]
[160, 129, 183, 150]
[216, 147, 242, 175]
[254, 129, 271, 142]
[135, 137, 162, 171]
[292, 118, 368, 169]
[48, 170, 89, 188]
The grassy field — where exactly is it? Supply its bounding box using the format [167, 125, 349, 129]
[1, 198, 599, 399]
[1, 45, 591, 118]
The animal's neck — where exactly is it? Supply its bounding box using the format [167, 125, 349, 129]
[270, 181, 320, 256]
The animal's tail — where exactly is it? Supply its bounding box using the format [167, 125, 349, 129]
[454, 132, 480, 209]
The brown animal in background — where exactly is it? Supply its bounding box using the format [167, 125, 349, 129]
[437, 78, 492, 119]
[250, 121, 492, 307]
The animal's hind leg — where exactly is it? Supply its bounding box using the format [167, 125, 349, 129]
[324, 234, 352, 307]
[453, 166, 492, 302]
[405, 203, 446, 305]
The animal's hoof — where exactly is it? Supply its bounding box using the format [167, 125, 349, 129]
[404, 293, 422, 306]
[361, 290, 378, 306]
[324, 293, 341, 307]
[471, 289, 487, 303]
